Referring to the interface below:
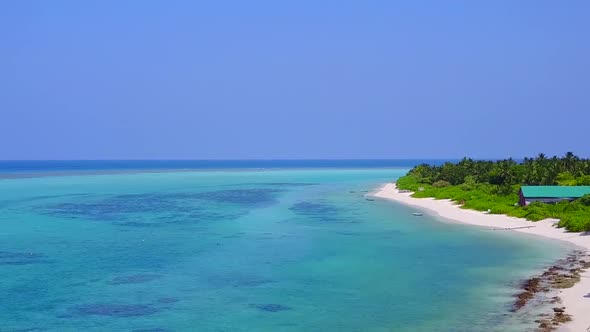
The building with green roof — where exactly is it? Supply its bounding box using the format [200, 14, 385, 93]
[518, 186, 590, 206]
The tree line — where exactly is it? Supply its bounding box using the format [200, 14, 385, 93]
[409, 152, 590, 188]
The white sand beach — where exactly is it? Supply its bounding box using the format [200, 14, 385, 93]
[375, 183, 590, 332]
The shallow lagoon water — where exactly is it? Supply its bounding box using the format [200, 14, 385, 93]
[0, 169, 567, 331]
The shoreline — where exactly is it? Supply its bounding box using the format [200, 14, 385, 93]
[374, 182, 590, 332]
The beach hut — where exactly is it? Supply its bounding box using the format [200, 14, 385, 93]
[518, 186, 590, 206]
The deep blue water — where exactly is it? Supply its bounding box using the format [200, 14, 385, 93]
[0, 159, 451, 175]
[0, 164, 566, 331]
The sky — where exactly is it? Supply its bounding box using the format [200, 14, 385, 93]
[1, 1, 589, 160]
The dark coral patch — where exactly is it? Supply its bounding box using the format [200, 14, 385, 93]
[208, 274, 275, 288]
[42, 196, 164, 218]
[118, 221, 163, 228]
[36, 191, 245, 225]
[252, 303, 292, 312]
[289, 201, 346, 222]
[156, 297, 179, 304]
[0, 251, 50, 266]
[109, 274, 161, 285]
[69, 303, 160, 317]
[192, 188, 283, 206]
[259, 182, 316, 187]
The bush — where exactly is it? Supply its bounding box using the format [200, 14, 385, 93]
[491, 184, 516, 196]
[558, 214, 590, 232]
[396, 174, 423, 191]
[433, 180, 451, 188]
[578, 194, 590, 206]
[459, 176, 477, 190]
[557, 172, 577, 186]
[576, 175, 590, 185]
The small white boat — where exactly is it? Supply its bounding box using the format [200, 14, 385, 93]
[412, 212, 423, 216]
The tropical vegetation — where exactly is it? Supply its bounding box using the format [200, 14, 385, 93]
[396, 152, 590, 232]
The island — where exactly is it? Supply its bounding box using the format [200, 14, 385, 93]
[395, 152, 590, 231]
[375, 152, 590, 332]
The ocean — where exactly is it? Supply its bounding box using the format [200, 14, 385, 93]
[0, 161, 567, 331]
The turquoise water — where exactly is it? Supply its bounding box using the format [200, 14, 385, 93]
[0, 169, 566, 331]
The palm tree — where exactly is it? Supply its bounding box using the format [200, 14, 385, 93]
[562, 152, 580, 174]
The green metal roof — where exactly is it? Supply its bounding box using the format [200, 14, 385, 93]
[520, 186, 590, 198]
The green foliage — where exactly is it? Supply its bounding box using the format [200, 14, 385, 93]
[409, 164, 437, 184]
[405, 152, 588, 186]
[490, 184, 517, 196]
[578, 194, 590, 207]
[459, 175, 477, 191]
[556, 172, 577, 186]
[396, 152, 590, 232]
[395, 174, 423, 191]
[432, 180, 451, 188]
[558, 214, 590, 232]
[510, 202, 552, 221]
[577, 175, 590, 185]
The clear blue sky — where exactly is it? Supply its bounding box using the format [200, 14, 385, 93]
[1, 1, 589, 160]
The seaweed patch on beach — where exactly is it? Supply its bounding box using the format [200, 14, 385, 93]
[512, 250, 590, 331]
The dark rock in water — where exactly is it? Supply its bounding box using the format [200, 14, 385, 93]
[513, 277, 543, 311]
[156, 297, 179, 304]
[0, 251, 50, 265]
[70, 303, 160, 317]
[537, 319, 551, 330]
[513, 251, 590, 330]
[110, 274, 161, 285]
[524, 277, 542, 292]
[253, 304, 292, 312]
[552, 311, 572, 324]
